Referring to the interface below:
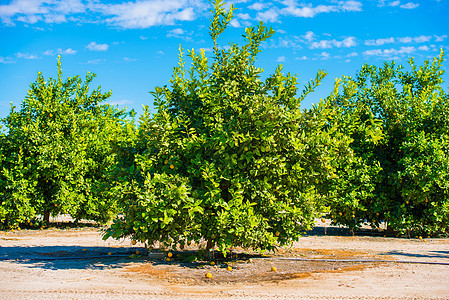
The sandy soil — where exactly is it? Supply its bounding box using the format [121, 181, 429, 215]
[1, 222, 448, 299]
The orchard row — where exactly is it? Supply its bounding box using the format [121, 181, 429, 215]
[1, 0, 448, 253]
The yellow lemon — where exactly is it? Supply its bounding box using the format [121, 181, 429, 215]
[167, 252, 173, 258]
[210, 261, 215, 266]
[205, 272, 212, 278]
[83, 249, 87, 252]
[227, 266, 232, 271]
[108, 252, 112, 255]
[166, 257, 171, 262]
[275, 231, 280, 237]
[271, 266, 277, 272]
[170, 164, 175, 169]
[136, 250, 141, 255]
[321, 217, 326, 223]
[131, 240, 137, 245]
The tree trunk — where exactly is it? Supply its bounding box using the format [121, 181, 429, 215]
[206, 238, 215, 260]
[43, 210, 50, 223]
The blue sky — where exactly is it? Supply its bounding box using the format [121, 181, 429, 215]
[1, 0, 448, 119]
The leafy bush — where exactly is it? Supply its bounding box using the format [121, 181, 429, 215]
[0, 56, 135, 228]
[104, 0, 345, 254]
[327, 50, 449, 236]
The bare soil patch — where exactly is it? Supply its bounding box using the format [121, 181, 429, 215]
[1, 221, 448, 299]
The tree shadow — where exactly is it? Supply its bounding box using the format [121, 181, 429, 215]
[0, 245, 146, 270]
[0, 245, 261, 271]
[380, 250, 449, 260]
[305, 225, 388, 237]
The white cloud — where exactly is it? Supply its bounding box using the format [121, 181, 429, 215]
[398, 36, 412, 43]
[0, 56, 15, 64]
[365, 37, 395, 46]
[347, 52, 358, 57]
[366, 35, 432, 46]
[280, 0, 362, 18]
[319, 51, 331, 60]
[414, 35, 431, 43]
[0, 0, 85, 25]
[418, 45, 430, 51]
[248, 2, 267, 11]
[140, 35, 148, 40]
[90, 0, 204, 29]
[16, 52, 39, 59]
[86, 59, 105, 64]
[168, 28, 184, 35]
[277, 56, 286, 62]
[123, 57, 138, 62]
[389, 0, 400, 6]
[256, 8, 280, 22]
[296, 55, 307, 60]
[435, 35, 447, 42]
[166, 28, 192, 40]
[342, 36, 357, 47]
[237, 13, 251, 20]
[310, 36, 356, 49]
[230, 18, 241, 27]
[43, 48, 77, 56]
[339, 1, 363, 12]
[400, 2, 419, 9]
[398, 35, 431, 43]
[86, 41, 109, 51]
[303, 31, 315, 42]
[363, 46, 416, 57]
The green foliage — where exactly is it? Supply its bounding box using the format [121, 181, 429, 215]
[327, 50, 449, 236]
[0, 56, 135, 228]
[105, 0, 343, 254]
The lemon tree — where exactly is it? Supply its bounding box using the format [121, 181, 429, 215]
[0, 56, 135, 228]
[326, 51, 449, 236]
[104, 0, 347, 254]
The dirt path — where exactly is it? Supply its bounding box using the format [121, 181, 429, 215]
[1, 225, 448, 299]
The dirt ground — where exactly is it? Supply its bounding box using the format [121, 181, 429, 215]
[1, 220, 448, 299]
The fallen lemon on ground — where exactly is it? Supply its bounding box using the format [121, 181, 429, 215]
[205, 272, 212, 278]
[166, 257, 171, 262]
[271, 266, 277, 272]
[136, 250, 141, 255]
[227, 266, 232, 271]
[167, 252, 173, 258]
[210, 261, 215, 266]
[108, 252, 112, 255]
[83, 249, 87, 252]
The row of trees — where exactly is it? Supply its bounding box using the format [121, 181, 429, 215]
[0, 58, 135, 228]
[1, 0, 448, 252]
